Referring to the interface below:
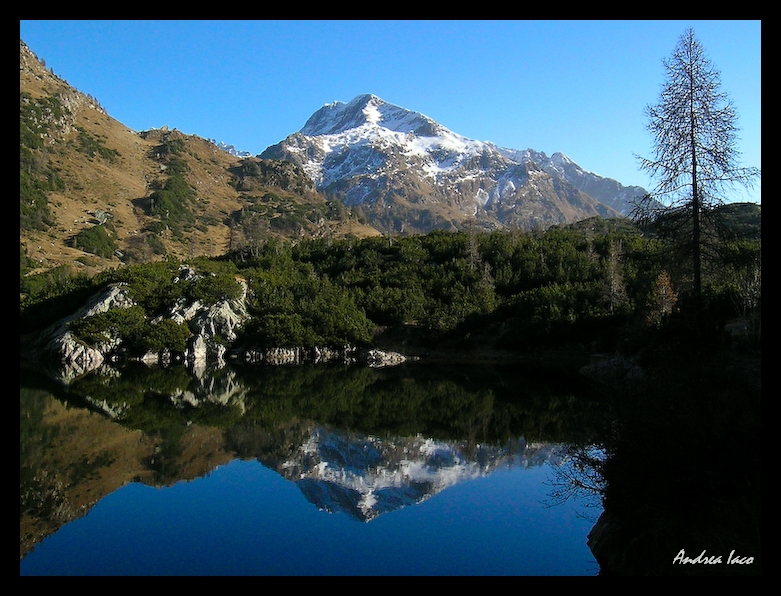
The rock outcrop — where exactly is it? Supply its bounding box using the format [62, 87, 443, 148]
[26, 283, 134, 382]
[168, 268, 250, 368]
[23, 268, 252, 379]
[23, 267, 410, 381]
[238, 345, 410, 368]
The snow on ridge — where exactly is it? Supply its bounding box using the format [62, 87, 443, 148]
[362, 100, 382, 125]
[302, 94, 483, 151]
[293, 96, 495, 184]
[283, 95, 640, 213]
[261, 94, 646, 218]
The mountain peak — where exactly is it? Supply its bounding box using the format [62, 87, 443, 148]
[263, 94, 647, 231]
[300, 94, 442, 138]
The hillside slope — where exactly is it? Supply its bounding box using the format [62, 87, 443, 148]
[20, 40, 378, 277]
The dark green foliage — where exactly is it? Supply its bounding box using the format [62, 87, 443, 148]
[19, 92, 63, 144]
[155, 137, 186, 158]
[713, 202, 761, 239]
[550, 215, 643, 238]
[189, 271, 243, 304]
[22, 216, 759, 355]
[70, 224, 118, 258]
[73, 127, 119, 161]
[237, 226, 647, 346]
[99, 259, 185, 316]
[164, 156, 188, 176]
[68, 309, 193, 356]
[240, 259, 374, 348]
[138, 318, 192, 354]
[141, 138, 196, 237]
[20, 92, 65, 232]
[146, 233, 166, 255]
[73, 306, 191, 356]
[20, 266, 96, 334]
[19, 170, 57, 232]
[145, 171, 197, 232]
[68, 304, 148, 347]
[64, 261, 241, 355]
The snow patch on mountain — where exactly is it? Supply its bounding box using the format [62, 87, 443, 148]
[298, 94, 493, 184]
[213, 140, 252, 158]
[260, 94, 647, 227]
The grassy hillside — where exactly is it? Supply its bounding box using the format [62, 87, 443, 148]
[20, 40, 378, 278]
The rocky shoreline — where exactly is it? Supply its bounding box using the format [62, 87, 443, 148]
[19, 275, 416, 381]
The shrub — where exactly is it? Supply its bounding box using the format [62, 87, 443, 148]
[71, 225, 117, 258]
[189, 272, 243, 304]
[74, 128, 120, 161]
[69, 305, 147, 347]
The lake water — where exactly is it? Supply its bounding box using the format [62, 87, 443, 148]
[20, 359, 606, 576]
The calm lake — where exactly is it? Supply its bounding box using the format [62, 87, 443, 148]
[20, 359, 607, 576]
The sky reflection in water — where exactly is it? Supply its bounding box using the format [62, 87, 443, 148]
[20, 455, 600, 576]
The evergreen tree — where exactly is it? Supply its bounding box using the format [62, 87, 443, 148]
[635, 28, 759, 333]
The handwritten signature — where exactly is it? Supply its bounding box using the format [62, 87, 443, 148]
[673, 549, 754, 565]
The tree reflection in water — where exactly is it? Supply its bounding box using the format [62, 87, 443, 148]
[21, 358, 609, 573]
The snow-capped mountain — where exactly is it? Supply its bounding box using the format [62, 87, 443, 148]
[272, 426, 565, 522]
[214, 140, 252, 158]
[261, 94, 645, 234]
[496, 147, 648, 216]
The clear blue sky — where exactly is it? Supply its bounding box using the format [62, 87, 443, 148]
[20, 20, 761, 204]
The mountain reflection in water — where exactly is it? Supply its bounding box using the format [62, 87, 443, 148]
[273, 427, 565, 522]
[20, 360, 606, 575]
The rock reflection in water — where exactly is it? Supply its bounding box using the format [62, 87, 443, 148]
[21, 359, 605, 571]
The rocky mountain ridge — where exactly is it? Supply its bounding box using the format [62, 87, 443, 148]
[21, 40, 645, 277]
[495, 147, 648, 215]
[261, 94, 646, 233]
